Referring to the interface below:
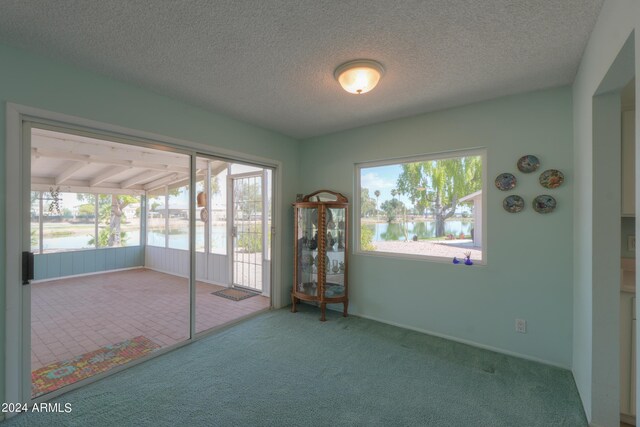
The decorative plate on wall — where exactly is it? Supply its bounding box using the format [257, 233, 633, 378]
[503, 195, 525, 213]
[494, 173, 517, 191]
[516, 155, 540, 173]
[533, 195, 557, 213]
[539, 169, 564, 189]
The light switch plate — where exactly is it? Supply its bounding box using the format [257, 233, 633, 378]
[628, 235, 636, 252]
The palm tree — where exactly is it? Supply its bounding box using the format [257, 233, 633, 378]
[374, 190, 380, 220]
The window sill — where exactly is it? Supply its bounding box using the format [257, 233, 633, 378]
[354, 249, 486, 266]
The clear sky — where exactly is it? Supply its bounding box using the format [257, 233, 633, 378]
[360, 164, 412, 205]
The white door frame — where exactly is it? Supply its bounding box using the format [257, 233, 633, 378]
[228, 170, 269, 293]
[5, 103, 284, 407]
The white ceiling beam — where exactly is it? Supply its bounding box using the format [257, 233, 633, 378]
[89, 166, 130, 187]
[32, 148, 189, 174]
[210, 161, 228, 176]
[31, 176, 59, 186]
[32, 136, 204, 169]
[120, 170, 168, 189]
[31, 177, 144, 194]
[144, 173, 182, 191]
[55, 161, 89, 185]
[31, 183, 143, 196]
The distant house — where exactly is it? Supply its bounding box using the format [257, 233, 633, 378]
[459, 190, 482, 247]
[122, 203, 140, 220]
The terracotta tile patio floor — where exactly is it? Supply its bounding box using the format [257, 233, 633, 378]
[31, 268, 270, 370]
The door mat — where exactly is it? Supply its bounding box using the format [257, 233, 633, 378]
[212, 287, 259, 301]
[32, 336, 160, 398]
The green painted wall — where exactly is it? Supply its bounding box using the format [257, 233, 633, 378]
[300, 87, 574, 368]
[0, 43, 299, 406]
[571, 1, 639, 422]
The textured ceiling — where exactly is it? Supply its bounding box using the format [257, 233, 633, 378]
[0, 0, 603, 139]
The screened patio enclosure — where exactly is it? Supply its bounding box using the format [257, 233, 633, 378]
[27, 127, 271, 397]
[31, 127, 272, 294]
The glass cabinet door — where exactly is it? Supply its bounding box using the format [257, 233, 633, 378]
[296, 207, 318, 296]
[322, 206, 346, 298]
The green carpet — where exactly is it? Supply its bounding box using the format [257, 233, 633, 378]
[2, 306, 587, 426]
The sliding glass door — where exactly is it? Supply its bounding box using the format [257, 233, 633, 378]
[25, 124, 191, 399]
[18, 122, 274, 403]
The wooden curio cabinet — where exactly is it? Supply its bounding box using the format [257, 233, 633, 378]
[291, 190, 348, 321]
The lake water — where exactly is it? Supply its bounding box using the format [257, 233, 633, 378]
[38, 226, 227, 252]
[366, 220, 473, 241]
[37, 222, 460, 250]
[39, 233, 141, 251]
[147, 226, 226, 251]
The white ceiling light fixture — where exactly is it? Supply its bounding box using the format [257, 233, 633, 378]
[334, 60, 385, 95]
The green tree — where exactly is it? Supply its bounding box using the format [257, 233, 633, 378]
[361, 225, 375, 250]
[79, 194, 138, 247]
[77, 203, 95, 218]
[88, 228, 128, 247]
[360, 188, 377, 218]
[374, 190, 381, 219]
[237, 224, 262, 253]
[396, 156, 481, 237]
[235, 181, 261, 219]
[380, 198, 405, 223]
[99, 195, 138, 246]
[210, 175, 220, 196]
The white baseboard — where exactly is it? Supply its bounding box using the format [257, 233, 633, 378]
[144, 266, 228, 287]
[32, 266, 143, 283]
[349, 310, 570, 370]
[620, 413, 636, 425]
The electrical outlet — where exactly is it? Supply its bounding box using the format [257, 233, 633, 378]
[628, 236, 636, 252]
[515, 318, 527, 334]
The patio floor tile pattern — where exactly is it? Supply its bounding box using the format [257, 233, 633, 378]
[31, 268, 270, 371]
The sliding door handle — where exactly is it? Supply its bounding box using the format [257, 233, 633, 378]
[22, 251, 34, 285]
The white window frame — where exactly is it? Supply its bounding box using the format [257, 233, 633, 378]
[354, 148, 487, 265]
[32, 190, 143, 253]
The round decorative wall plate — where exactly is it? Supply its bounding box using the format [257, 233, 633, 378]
[539, 169, 564, 189]
[516, 155, 540, 173]
[494, 173, 517, 191]
[200, 207, 208, 223]
[533, 195, 557, 213]
[503, 195, 525, 213]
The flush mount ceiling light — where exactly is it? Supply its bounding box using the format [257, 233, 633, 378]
[334, 59, 385, 95]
